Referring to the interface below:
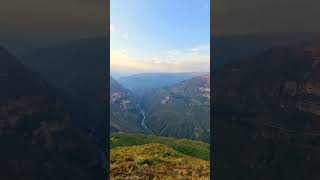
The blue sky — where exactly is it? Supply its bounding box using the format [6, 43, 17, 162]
[111, 0, 210, 75]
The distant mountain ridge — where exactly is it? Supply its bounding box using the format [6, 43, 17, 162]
[21, 37, 107, 108]
[118, 72, 208, 99]
[213, 34, 317, 69]
[21, 37, 108, 148]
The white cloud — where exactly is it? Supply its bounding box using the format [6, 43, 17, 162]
[111, 45, 210, 74]
[191, 44, 210, 52]
[110, 24, 129, 41]
[167, 49, 182, 56]
[121, 32, 129, 40]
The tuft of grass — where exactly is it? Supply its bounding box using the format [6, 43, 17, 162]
[110, 143, 210, 180]
[110, 133, 210, 161]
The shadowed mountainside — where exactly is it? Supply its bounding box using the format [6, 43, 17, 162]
[21, 37, 108, 148]
[142, 74, 210, 142]
[0, 47, 104, 180]
[110, 77, 144, 133]
[213, 34, 317, 69]
[213, 45, 320, 180]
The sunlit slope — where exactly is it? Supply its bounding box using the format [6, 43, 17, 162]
[110, 133, 210, 179]
[111, 133, 210, 160]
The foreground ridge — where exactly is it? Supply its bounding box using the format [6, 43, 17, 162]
[110, 143, 210, 180]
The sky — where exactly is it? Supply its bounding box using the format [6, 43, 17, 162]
[110, 0, 210, 75]
[0, 0, 107, 55]
[214, 0, 320, 35]
[3, 0, 318, 59]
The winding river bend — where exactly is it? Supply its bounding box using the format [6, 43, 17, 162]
[138, 104, 154, 135]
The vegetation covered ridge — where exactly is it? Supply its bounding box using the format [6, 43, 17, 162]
[111, 133, 210, 161]
[110, 143, 210, 180]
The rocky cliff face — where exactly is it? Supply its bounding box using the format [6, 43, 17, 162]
[142, 74, 210, 142]
[110, 77, 144, 133]
[213, 46, 320, 180]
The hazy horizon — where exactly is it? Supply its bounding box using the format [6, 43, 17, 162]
[110, 71, 210, 79]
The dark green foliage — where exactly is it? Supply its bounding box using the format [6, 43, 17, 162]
[142, 75, 210, 142]
[110, 133, 210, 161]
[110, 134, 210, 179]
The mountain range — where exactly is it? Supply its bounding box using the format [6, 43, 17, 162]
[21, 37, 108, 146]
[213, 34, 318, 69]
[118, 72, 207, 100]
[0, 46, 104, 180]
[110, 77, 144, 133]
[213, 44, 320, 180]
[141, 74, 210, 142]
[110, 73, 210, 142]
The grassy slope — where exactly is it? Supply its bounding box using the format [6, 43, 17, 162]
[110, 133, 210, 161]
[110, 143, 210, 179]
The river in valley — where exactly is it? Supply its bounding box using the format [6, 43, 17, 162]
[138, 104, 154, 135]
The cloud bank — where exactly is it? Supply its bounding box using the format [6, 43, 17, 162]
[111, 45, 210, 74]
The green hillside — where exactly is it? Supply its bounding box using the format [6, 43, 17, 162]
[141, 75, 210, 142]
[111, 133, 210, 160]
[110, 133, 210, 179]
